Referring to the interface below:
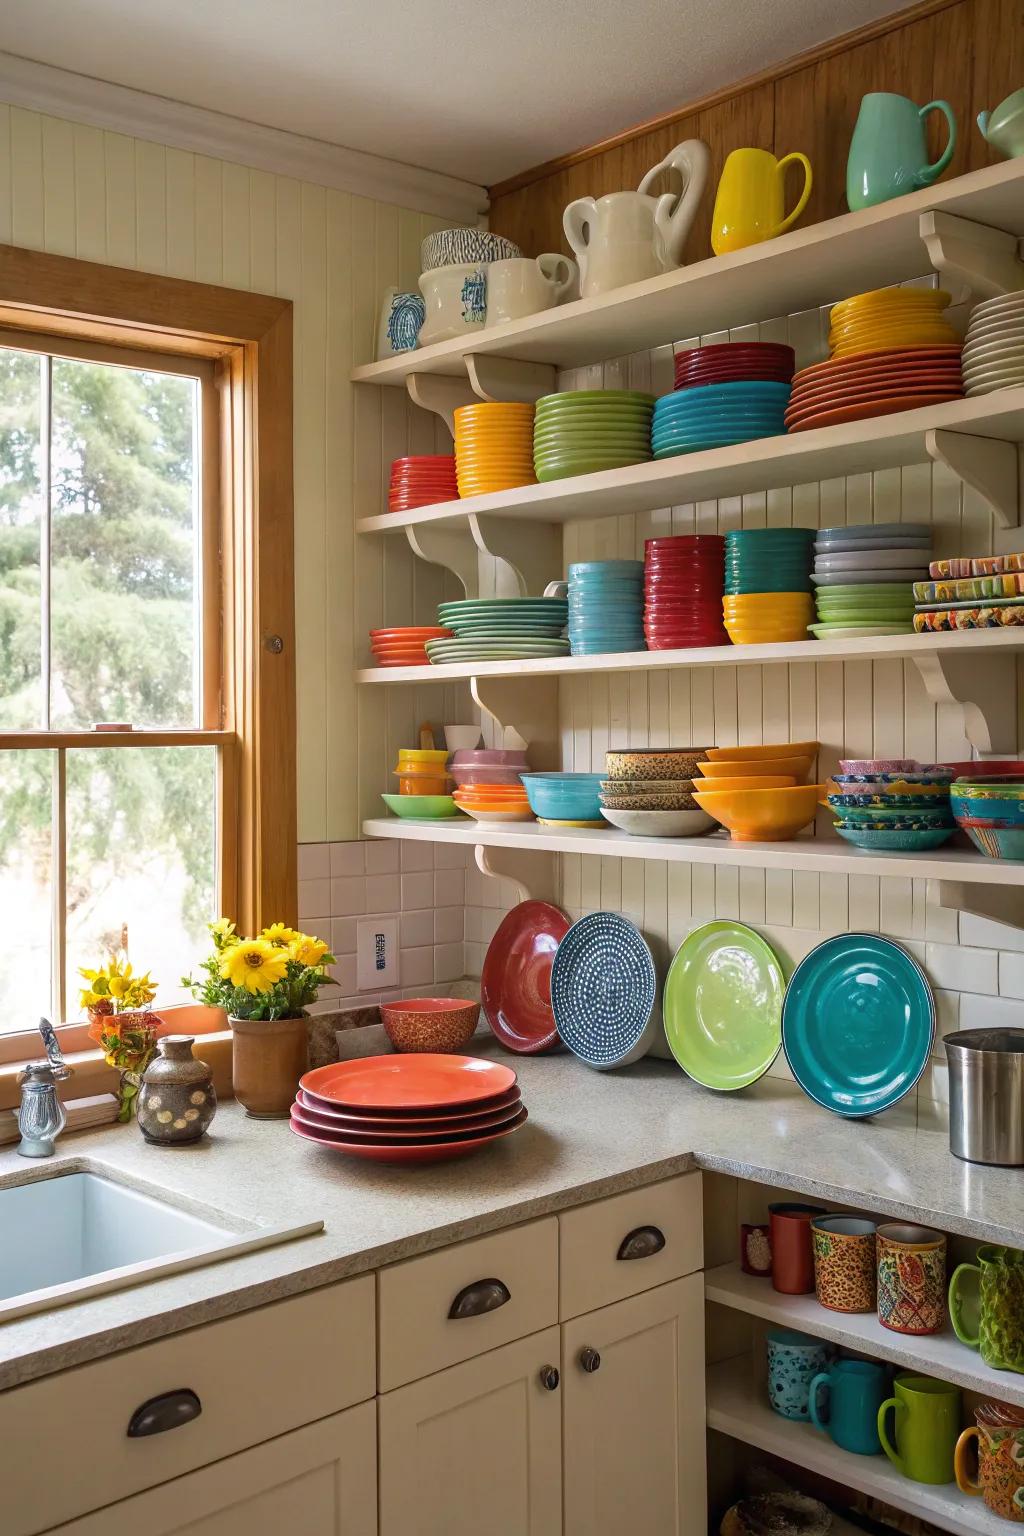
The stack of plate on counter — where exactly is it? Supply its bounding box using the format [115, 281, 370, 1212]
[825, 761, 956, 852]
[532, 389, 654, 482]
[810, 522, 930, 637]
[914, 547, 1024, 630]
[961, 290, 1024, 395]
[291, 1056, 527, 1164]
[426, 595, 570, 663]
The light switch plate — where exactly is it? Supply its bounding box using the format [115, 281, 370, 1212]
[356, 916, 399, 990]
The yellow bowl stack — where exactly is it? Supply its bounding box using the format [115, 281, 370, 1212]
[723, 592, 815, 644]
[453, 402, 537, 497]
[827, 288, 957, 359]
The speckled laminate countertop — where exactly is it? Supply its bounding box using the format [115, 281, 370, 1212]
[1, 1045, 1021, 1392]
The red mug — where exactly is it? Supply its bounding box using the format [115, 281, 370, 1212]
[770, 1202, 827, 1294]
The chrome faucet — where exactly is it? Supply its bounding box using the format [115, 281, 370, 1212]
[16, 1018, 73, 1159]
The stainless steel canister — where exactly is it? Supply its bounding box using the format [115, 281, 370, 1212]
[944, 1027, 1024, 1165]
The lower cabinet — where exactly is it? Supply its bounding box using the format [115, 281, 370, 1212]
[47, 1403, 377, 1536]
[378, 1327, 564, 1536]
[562, 1274, 706, 1536]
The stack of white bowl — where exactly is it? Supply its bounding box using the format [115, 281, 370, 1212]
[962, 291, 1024, 395]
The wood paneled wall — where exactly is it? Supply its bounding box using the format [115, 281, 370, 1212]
[488, 0, 1024, 259]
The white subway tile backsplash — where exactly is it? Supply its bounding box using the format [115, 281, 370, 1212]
[959, 912, 1024, 953]
[331, 954, 358, 994]
[924, 943, 998, 996]
[330, 876, 366, 917]
[958, 992, 1024, 1029]
[400, 946, 434, 987]
[401, 872, 434, 910]
[330, 841, 365, 877]
[331, 917, 358, 955]
[435, 943, 464, 983]
[297, 878, 331, 922]
[999, 951, 1024, 999]
[401, 910, 434, 948]
[365, 873, 401, 912]
[298, 842, 330, 881]
[434, 906, 463, 945]
[434, 869, 465, 907]
[364, 840, 400, 875]
[435, 842, 469, 870]
[400, 841, 435, 871]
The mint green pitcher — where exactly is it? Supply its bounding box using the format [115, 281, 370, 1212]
[949, 1245, 1024, 1374]
[847, 92, 956, 210]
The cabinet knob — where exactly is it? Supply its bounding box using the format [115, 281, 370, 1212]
[539, 1364, 560, 1391]
[579, 1347, 601, 1374]
[617, 1225, 666, 1261]
[127, 1388, 202, 1437]
[448, 1277, 511, 1319]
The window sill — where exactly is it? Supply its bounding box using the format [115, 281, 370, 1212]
[0, 1031, 235, 1113]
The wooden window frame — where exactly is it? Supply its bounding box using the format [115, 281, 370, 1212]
[0, 242, 296, 1071]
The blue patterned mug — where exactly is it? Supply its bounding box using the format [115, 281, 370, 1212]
[767, 1328, 835, 1421]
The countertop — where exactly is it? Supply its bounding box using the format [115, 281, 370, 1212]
[2, 1045, 1022, 1392]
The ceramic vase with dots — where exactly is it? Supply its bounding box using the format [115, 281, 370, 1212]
[138, 1035, 217, 1146]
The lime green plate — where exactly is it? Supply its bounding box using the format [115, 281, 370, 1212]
[535, 389, 655, 408]
[381, 793, 465, 819]
[664, 920, 784, 1090]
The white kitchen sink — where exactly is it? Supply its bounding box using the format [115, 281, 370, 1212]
[0, 1168, 323, 1323]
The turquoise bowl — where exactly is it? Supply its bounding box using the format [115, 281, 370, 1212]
[951, 792, 1024, 826]
[960, 824, 1024, 859]
[520, 772, 603, 821]
[835, 826, 956, 851]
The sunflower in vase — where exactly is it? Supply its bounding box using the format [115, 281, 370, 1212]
[80, 952, 161, 1121]
[184, 919, 336, 1019]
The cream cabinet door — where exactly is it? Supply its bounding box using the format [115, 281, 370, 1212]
[378, 1327, 562, 1536]
[562, 1273, 706, 1536]
[46, 1404, 376, 1536]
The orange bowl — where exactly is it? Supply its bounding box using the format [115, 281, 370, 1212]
[698, 755, 812, 782]
[706, 741, 819, 763]
[380, 997, 480, 1054]
[691, 774, 796, 791]
[693, 784, 825, 841]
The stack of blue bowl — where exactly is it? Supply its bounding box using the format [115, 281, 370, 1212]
[520, 772, 605, 827]
[651, 381, 792, 458]
[567, 560, 645, 655]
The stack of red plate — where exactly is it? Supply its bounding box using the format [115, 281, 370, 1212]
[370, 626, 453, 667]
[643, 535, 728, 649]
[388, 455, 459, 513]
[291, 1055, 526, 1164]
[673, 341, 795, 390]
[785, 347, 963, 434]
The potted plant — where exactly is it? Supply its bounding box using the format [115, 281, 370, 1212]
[80, 952, 161, 1121]
[184, 920, 335, 1117]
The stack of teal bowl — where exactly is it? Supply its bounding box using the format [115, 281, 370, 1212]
[568, 560, 645, 655]
[652, 381, 791, 458]
[810, 522, 930, 639]
[532, 390, 655, 483]
[520, 771, 605, 827]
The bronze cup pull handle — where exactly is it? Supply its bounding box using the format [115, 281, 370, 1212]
[127, 1389, 202, 1438]
[617, 1224, 666, 1261]
[448, 1277, 512, 1319]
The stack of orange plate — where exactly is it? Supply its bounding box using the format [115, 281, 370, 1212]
[369, 626, 453, 667]
[452, 782, 534, 823]
[453, 402, 536, 497]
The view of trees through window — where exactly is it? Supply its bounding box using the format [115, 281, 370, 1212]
[0, 343, 218, 1027]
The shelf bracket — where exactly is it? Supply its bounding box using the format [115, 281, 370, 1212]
[920, 210, 1024, 299]
[912, 649, 1017, 754]
[471, 675, 560, 766]
[469, 513, 563, 597]
[405, 375, 476, 434]
[926, 429, 1022, 529]
[465, 356, 557, 403]
[404, 524, 479, 596]
[474, 845, 558, 903]
[936, 880, 1024, 930]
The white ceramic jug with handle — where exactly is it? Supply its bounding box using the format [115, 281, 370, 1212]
[563, 139, 710, 298]
[484, 254, 577, 326]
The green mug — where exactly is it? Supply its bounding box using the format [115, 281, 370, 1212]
[877, 1374, 961, 1484]
[949, 1246, 1024, 1374]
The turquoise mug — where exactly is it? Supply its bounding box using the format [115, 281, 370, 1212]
[766, 1329, 835, 1421]
[847, 92, 956, 210]
[809, 1358, 888, 1455]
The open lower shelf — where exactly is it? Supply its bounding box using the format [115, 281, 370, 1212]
[351, 158, 1024, 386]
[361, 817, 1022, 885]
[357, 389, 1024, 536]
[707, 1357, 1003, 1536]
[357, 625, 1024, 684]
[705, 1262, 1024, 1411]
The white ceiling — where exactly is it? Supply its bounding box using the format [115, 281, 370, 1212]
[2, 0, 908, 186]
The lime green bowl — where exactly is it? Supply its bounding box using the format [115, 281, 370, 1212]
[381, 793, 464, 819]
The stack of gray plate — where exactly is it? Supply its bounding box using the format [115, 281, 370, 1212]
[809, 522, 931, 639]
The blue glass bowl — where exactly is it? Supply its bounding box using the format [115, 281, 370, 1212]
[520, 772, 604, 821]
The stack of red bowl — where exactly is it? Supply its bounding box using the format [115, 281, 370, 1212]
[643, 535, 728, 649]
[388, 454, 458, 513]
[369, 626, 453, 667]
[673, 340, 796, 390]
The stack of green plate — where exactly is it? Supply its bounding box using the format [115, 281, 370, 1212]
[810, 582, 917, 640]
[532, 390, 654, 484]
[426, 596, 570, 663]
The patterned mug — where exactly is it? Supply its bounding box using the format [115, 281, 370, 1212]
[766, 1328, 835, 1421]
[955, 1399, 1024, 1520]
[812, 1215, 878, 1313]
[950, 1246, 1024, 1373]
[876, 1223, 946, 1335]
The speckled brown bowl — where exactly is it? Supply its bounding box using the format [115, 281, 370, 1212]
[601, 791, 699, 811]
[381, 997, 480, 1053]
[605, 748, 710, 781]
[600, 778, 697, 795]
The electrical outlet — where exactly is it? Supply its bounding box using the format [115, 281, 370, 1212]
[356, 917, 399, 991]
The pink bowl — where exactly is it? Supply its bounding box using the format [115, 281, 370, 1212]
[451, 748, 529, 767]
[450, 764, 526, 787]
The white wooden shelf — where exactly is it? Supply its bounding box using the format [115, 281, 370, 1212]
[352, 161, 1024, 386]
[356, 625, 1024, 685]
[357, 389, 1024, 535]
[361, 817, 1024, 887]
[707, 1358, 1003, 1536]
[705, 1262, 1024, 1411]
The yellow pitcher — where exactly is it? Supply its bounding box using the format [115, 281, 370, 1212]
[711, 147, 813, 256]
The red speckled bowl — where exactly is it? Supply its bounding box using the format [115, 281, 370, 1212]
[380, 997, 480, 1054]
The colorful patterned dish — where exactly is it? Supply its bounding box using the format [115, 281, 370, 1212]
[550, 912, 658, 1070]
[664, 920, 784, 1090]
[481, 900, 569, 1054]
[915, 605, 1024, 630]
[958, 822, 1024, 859]
[782, 935, 935, 1117]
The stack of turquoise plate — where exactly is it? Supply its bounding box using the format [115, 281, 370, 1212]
[425, 596, 569, 664]
[811, 522, 930, 639]
[532, 390, 655, 483]
[725, 528, 815, 595]
[568, 560, 645, 655]
[652, 381, 791, 458]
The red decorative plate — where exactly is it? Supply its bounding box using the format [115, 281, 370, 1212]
[789, 393, 963, 433]
[300, 1053, 517, 1112]
[295, 1084, 522, 1127]
[481, 899, 571, 1054]
[291, 1098, 524, 1139]
[289, 1106, 528, 1163]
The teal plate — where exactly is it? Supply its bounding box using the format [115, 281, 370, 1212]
[835, 826, 956, 852]
[782, 933, 935, 1117]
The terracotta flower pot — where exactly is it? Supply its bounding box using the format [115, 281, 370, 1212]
[230, 1014, 308, 1118]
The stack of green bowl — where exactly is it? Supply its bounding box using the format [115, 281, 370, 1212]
[532, 390, 655, 484]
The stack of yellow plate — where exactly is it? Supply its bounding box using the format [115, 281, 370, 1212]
[828, 288, 957, 359]
[453, 402, 537, 497]
[723, 591, 815, 644]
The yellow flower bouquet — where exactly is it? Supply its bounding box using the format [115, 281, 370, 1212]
[81, 951, 161, 1121]
[183, 919, 336, 1021]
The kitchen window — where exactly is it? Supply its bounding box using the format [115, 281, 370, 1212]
[0, 245, 295, 1060]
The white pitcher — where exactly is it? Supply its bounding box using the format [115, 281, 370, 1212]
[485, 254, 577, 326]
[563, 140, 710, 298]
